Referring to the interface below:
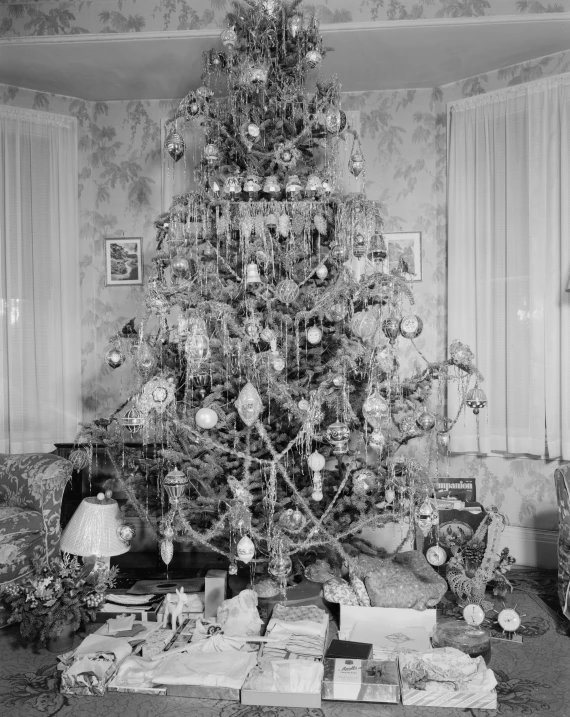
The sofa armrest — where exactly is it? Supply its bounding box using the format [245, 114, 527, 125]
[0, 453, 72, 561]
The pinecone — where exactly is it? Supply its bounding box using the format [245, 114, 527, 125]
[460, 539, 486, 566]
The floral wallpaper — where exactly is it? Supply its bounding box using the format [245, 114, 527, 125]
[0, 38, 568, 530]
[1, 0, 570, 38]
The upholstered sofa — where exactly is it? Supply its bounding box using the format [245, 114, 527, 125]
[554, 467, 570, 619]
[0, 453, 71, 587]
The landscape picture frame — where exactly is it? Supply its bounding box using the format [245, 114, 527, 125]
[383, 231, 422, 282]
[105, 237, 143, 286]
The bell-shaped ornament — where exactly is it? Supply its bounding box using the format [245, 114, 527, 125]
[235, 382, 263, 427]
[263, 175, 281, 199]
[245, 263, 261, 284]
[165, 130, 185, 162]
[204, 143, 220, 164]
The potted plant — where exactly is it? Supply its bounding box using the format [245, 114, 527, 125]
[1, 554, 117, 652]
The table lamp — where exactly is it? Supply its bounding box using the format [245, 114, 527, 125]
[60, 492, 130, 571]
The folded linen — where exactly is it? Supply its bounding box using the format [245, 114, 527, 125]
[151, 650, 258, 689]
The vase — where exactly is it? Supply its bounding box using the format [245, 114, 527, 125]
[46, 620, 76, 654]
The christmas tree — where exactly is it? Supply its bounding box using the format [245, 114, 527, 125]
[77, 0, 485, 582]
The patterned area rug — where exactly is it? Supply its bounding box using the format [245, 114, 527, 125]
[1, 569, 569, 717]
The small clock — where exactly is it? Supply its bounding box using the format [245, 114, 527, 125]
[399, 314, 423, 340]
[497, 607, 522, 633]
[463, 603, 486, 627]
[426, 545, 447, 567]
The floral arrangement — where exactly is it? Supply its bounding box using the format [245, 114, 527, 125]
[0, 554, 117, 644]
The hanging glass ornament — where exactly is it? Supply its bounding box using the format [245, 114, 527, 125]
[363, 389, 390, 429]
[306, 326, 322, 345]
[187, 99, 201, 117]
[311, 471, 323, 501]
[235, 382, 263, 426]
[161, 539, 174, 566]
[263, 176, 281, 199]
[122, 406, 144, 434]
[271, 353, 286, 372]
[382, 316, 401, 342]
[353, 234, 367, 258]
[307, 450, 326, 474]
[298, 399, 311, 413]
[315, 264, 328, 280]
[325, 302, 348, 322]
[331, 242, 349, 262]
[349, 145, 365, 177]
[437, 432, 450, 448]
[304, 174, 322, 199]
[466, 387, 487, 414]
[269, 552, 293, 578]
[369, 430, 386, 453]
[229, 562, 238, 575]
[185, 331, 210, 367]
[236, 535, 255, 564]
[249, 64, 269, 85]
[324, 106, 345, 134]
[416, 498, 439, 537]
[260, 326, 276, 344]
[195, 407, 218, 429]
[245, 263, 261, 284]
[279, 508, 306, 533]
[221, 25, 237, 50]
[163, 467, 189, 508]
[351, 310, 378, 340]
[105, 346, 125, 369]
[135, 342, 157, 375]
[353, 469, 378, 497]
[139, 377, 176, 414]
[400, 314, 423, 340]
[224, 175, 242, 198]
[385, 488, 395, 504]
[165, 130, 185, 162]
[204, 143, 219, 163]
[416, 409, 436, 432]
[265, 212, 278, 229]
[287, 13, 302, 38]
[247, 122, 261, 140]
[117, 522, 136, 545]
[171, 254, 190, 277]
[275, 279, 299, 305]
[305, 49, 322, 69]
[326, 421, 350, 454]
[285, 174, 303, 199]
[368, 233, 387, 264]
[321, 178, 333, 196]
[194, 372, 210, 399]
[313, 214, 327, 235]
[243, 175, 262, 199]
[68, 448, 90, 471]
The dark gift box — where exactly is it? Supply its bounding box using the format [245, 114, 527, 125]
[325, 639, 373, 661]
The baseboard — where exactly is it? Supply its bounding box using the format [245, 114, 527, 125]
[501, 525, 558, 569]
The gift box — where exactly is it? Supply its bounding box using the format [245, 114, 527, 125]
[322, 658, 400, 703]
[95, 598, 163, 623]
[166, 684, 240, 700]
[107, 679, 167, 696]
[325, 639, 372, 660]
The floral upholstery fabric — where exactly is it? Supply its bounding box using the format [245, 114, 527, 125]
[555, 468, 570, 618]
[0, 454, 71, 586]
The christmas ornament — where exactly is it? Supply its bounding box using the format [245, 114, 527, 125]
[315, 263, 328, 280]
[271, 353, 286, 372]
[163, 467, 189, 507]
[221, 25, 237, 50]
[332, 375, 345, 388]
[263, 176, 280, 198]
[368, 233, 387, 263]
[326, 421, 350, 454]
[307, 450, 325, 474]
[306, 326, 322, 345]
[311, 471, 323, 501]
[427, 545, 448, 567]
[204, 143, 220, 163]
[385, 488, 395, 503]
[313, 214, 327, 235]
[165, 131, 185, 162]
[186, 99, 201, 117]
[450, 340, 474, 368]
[135, 341, 157, 375]
[363, 389, 390, 429]
[305, 49, 322, 69]
[235, 382, 263, 426]
[236, 535, 255, 564]
[285, 174, 303, 198]
[298, 399, 310, 411]
[139, 377, 176, 414]
[416, 409, 436, 432]
[245, 263, 262, 284]
[224, 175, 242, 198]
[324, 106, 346, 134]
[351, 310, 378, 340]
[369, 430, 386, 453]
[122, 407, 144, 434]
[353, 234, 367, 258]
[265, 212, 278, 229]
[275, 278, 299, 304]
[243, 176, 261, 198]
[247, 122, 260, 139]
[229, 562, 238, 575]
[249, 64, 269, 85]
[118, 523, 136, 544]
[278, 213, 291, 237]
[416, 498, 438, 536]
[382, 317, 401, 342]
[437, 432, 450, 448]
[260, 326, 276, 343]
[349, 145, 365, 177]
[68, 448, 90, 471]
[196, 407, 218, 429]
[287, 12, 302, 37]
[171, 254, 191, 277]
[185, 331, 210, 367]
[305, 174, 322, 199]
[269, 552, 293, 578]
[105, 346, 125, 369]
[466, 387, 487, 414]
[161, 540, 174, 566]
[353, 469, 377, 496]
[279, 508, 306, 533]
[321, 179, 333, 195]
[400, 314, 423, 340]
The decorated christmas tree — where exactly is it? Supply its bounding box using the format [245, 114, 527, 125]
[77, 0, 485, 583]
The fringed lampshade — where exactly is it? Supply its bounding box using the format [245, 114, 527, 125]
[60, 494, 129, 569]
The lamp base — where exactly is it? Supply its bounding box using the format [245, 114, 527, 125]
[84, 555, 111, 573]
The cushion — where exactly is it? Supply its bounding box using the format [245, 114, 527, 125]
[0, 506, 43, 537]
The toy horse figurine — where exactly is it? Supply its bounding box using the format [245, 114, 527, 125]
[162, 587, 190, 631]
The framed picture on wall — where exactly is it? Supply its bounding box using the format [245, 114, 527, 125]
[383, 232, 422, 282]
[105, 237, 143, 286]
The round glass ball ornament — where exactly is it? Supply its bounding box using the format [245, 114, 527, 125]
[324, 106, 347, 135]
[305, 49, 322, 69]
[260, 327, 276, 344]
[271, 354, 286, 373]
[279, 508, 306, 533]
[382, 316, 401, 342]
[307, 450, 326, 473]
[185, 332, 210, 367]
[416, 410, 436, 432]
[332, 375, 345, 388]
[165, 131, 185, 162]
[353, 469, 377, 496]
[118, 522, 136, 544]
[68, 448, 90, 471]
[275, 279, 300, 305]
[269, 552, 293, 579]
[351, 310, 378, 340]
[105, 346, 125, 369]
[298, 399, 310, 412]
[315, 264, 328, 280]
[236, 535, 255, 564]
[171, 254, 190, 277]
[306, 326, 322, 345]
[399, 314, 423, 340]
[195, 407, 218, 429]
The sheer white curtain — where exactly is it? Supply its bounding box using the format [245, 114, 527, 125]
[0, 106, 81, 453]
[448, 74, 570, 458]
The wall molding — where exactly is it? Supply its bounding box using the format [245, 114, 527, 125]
[502, 525, 558, 569]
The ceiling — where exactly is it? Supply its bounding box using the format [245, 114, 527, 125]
[0, 15, 569, 101]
